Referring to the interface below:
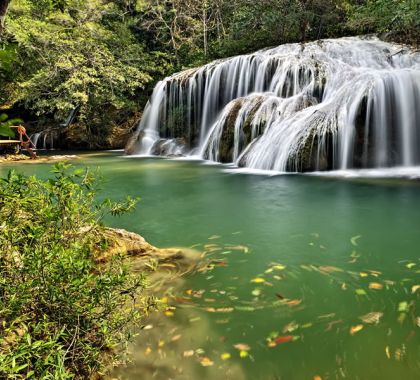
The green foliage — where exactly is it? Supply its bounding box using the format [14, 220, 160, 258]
[1, 0, 172, 140]
[0, 0, 417, 148]
[346, 0, 419, 43]
[0, 163, 151, 379]
[0, 113, 22, 138]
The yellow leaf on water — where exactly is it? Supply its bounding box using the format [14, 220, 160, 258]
[250, 277, 265, 283]
[239, 350, 249, 358]
[158, 340, 165, 348]
[411, 285, 420, 293]
[314, 376, 322, 380]
[385, 346, 391, 359]
[350, 324, 364, 335]
[145, 347, 152, 355]
[220, 352, 231, 360]
[369, 282, 383, 290]
[165, 311, 174, 317]
[359, 272, 368, 277]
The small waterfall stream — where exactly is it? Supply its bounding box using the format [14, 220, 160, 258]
[129, 36, 420, 172]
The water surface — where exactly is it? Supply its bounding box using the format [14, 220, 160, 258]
[2, 154, 419, 379]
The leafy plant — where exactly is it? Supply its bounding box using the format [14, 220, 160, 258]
[0, 113, 21, 138]
[0, 163, 152, 379]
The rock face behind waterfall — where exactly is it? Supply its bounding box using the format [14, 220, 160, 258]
[127, 36, 420, 172]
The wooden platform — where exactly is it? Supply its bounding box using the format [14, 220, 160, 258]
[0, 140, 20, 144]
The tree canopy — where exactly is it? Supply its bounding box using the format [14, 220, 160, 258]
[0, 0, 418, 148]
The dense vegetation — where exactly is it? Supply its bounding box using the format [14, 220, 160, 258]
[0, 0, 418, 147]
[0, 163, 151, 378]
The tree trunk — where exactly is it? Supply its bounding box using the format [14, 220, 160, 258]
[0, 0, 12, 33]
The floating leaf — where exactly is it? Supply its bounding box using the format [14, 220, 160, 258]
[183, 350, 194, 357]
[272, 264, 286, 270]
[143, 324, 153, 330]
[350, 325, 364, 335]
[359, 272, 368, 277]
[398, 312, 407, 324]
[208, 235, 221, 240]
[239, 350, 249, 358]
[411, 285, 420, 294]
[319, 266, 343, 273]
[355, 289, 367, 296]
[359, 312, 383, 324]
[250, 277, 265, 283]
[283, 321, 299, 333]
[406, 263, 416, 269]
[369, 282, 383, 290]
[225, 245, 249, 253]
[220, 353, 231, 360]
[341, 283, 347, 290]
[274, 335, 295, 344]
[165, 311, 174, 317]
[158, 340, 165, 348]
[286, 299, 302, 307]
[398, 301, 409, 312]
[314, 376, 322, 380]
[351, 235, 361, 246]
[199, 357, 214, 367]
[145, 347, 152, 355]
[171, 334, 182, 342]
[385, 346, 391, 359]
[251, 288, 262, 297]
[301, 323, 313, 329]
[233, 343, 250, 351]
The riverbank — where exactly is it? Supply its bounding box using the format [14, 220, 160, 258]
[0, 153, 80, 163]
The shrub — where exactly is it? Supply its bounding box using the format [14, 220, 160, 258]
[0, 163, 151, 379]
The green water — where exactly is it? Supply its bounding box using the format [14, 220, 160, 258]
[2, 154, 419, 380]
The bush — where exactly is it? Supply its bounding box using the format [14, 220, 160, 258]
[0, 163, 151, 379]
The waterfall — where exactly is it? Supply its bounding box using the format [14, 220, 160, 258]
[129, 36, 420, 172]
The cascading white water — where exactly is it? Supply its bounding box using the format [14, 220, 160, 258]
[129, 36, 420, 171]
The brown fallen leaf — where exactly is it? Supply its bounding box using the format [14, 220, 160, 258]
[286, 299, 302, 307]
[199, 357, 214, 367]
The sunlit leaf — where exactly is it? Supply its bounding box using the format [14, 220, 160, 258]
[359, 272, 368, 277]
[250, 277, 265, 283]
[368, 282, 383, 290]
[183, 350, 194, 357]
[220, 352, 231, 360]
[411, 285, 420, 293]
[406, 263, 416, 269]
[398, 301, 408, 312]
[385, 346, 391, 359]
[286, 299, 302, 306]
[355, 289, 367, 296]
[199, 357, 214, 366]
[233, 343, 250, 351]
[359, 312, 383, 324]
[350, 324, 364, 335]
[239, 350, 248, 358]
